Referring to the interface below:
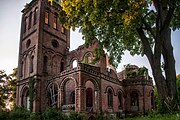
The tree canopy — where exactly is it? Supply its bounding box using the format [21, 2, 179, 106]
[59, 0, 180, 112]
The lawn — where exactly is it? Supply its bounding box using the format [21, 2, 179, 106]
[123, 112, 180, 120]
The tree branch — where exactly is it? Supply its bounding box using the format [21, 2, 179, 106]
[142, 18, 156, 39]
[136, 28, 154, 66]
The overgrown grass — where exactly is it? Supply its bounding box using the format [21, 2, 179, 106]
[123, 112, 180, 120]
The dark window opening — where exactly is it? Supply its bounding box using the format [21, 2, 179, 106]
[43, 56, 48, 73]
[24, 17, 27, 33]
[20, 61, 24, 77]
[52, 40, 59, 48]
[86, 88, 93, 107]
[108, 89, 113, 107]
[60, 61, 64, 72]
[118, 92, 123, 109]
[34, 8, 38, 24]
[30, 56, 34, 73]
[130, 91, 139, 111]
[28, 12, 32, 29]
[70, 91, 75, 104]
[26, 39, 31, 48]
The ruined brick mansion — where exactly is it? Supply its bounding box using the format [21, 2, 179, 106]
[16, 0, 154, 119]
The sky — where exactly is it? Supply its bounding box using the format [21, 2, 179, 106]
[0, 0, 180, 77]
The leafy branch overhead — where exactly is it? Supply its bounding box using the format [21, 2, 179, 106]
[59, 0, 180, 112]
[59, 0, 180, 67]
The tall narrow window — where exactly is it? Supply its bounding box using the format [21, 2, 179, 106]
[24, 17, 27, 33]
[60, 61, 64, 72]
[72, 60, 77, 68]
[130, 91, 139, 111]
[30, 56, 34, 73]
[28, 12, 32, 29]
[45, 11, 49, 24]
[34, 8, 38, 24]
[118, 92, 123, 109]
[61, 25, 65, 34]
[43, 56, 48, 73]
[107, 89, 113, 107]
[86, 88, 93, 107]
[20, 61, 24, 77]
[53, 15, 57, 29]
[47, 84, 58, 107]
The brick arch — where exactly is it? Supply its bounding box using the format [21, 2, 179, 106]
[148, 90, 154, 97]
[83, 51, 94, 64]
[116, 88, 125, 96]
[104, 86, 116, 96]
[20, 85, 29, 97]
[83, 78, 99, 91]
[59, 77, 78, 89]
[129, 89, 143, 97]
[70, 58, 78, 68]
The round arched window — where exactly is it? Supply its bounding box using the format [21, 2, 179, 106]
[26, 39, 31, 48]
[52, 40, 59, 48]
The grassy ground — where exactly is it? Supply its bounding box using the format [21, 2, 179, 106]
[123, 112, 180, 120]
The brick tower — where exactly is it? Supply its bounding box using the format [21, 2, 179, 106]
[16, 0, 70, 112]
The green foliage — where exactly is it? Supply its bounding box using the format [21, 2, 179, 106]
[9, 106, 30, 120]
[68, 112, 85, 120]
[42, 107, 67, 120]
[28, 77, 37, 112]
[0, 69, 17, 111]
[0, 111, 8, 120]
[176, 74, 180, 105]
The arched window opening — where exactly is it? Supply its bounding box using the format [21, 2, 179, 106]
[24, 17, 27, 33]
[22, 89, 30, 110]
[34, 8, 38, 24]
[28, 12, 32, 29]
[53, 15, 57, 29]
[72, 59, 77, 68]
[151, 92, 154, 109]
[47, 84, 58, 108]
[43, 56, 48, 73]
[118, 92, 123, 109]
[45, 10, 49, 24]
[60, 61, 64, 72]
[84, 52, 92, 64]
[130, 91, 139, 111]
[20, 61, 24, 77]
[64, 80, 75, 105]
[30, 56, 34, 73]
[70, 90, 75, 104]
[86, 88, 93, 108]
[61, 25, 65, 34]
[108, 89, 113, 107]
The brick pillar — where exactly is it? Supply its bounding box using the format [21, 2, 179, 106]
[95, 90, 100, 113]
[60, 87, 64, 110]
[79, 86, 85, 112]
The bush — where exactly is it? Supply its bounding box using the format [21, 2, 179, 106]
[0, 111, 8, 120]
[42, 107, 67, 120]
[68, 112, 85, 120]
[8, 106, 30, 120]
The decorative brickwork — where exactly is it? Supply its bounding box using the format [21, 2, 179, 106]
[16, 0, 154, 118]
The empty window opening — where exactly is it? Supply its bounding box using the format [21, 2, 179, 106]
[30, 56, 34, 73]
[43, 56, 48, 73]
[28, 12, 32, 29]
[45, 11, 49, 24]
[34, 8, 38, 24]
[47, 84, 58, 107]
[72, 60, 77, 68]
[107, 89, 113, 107]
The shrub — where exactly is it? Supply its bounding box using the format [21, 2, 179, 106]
[42, 107, 67, 120]
[68, 112, 85, 120]
[8, 106, 30, 120]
